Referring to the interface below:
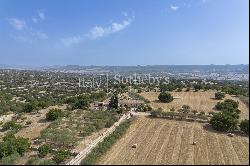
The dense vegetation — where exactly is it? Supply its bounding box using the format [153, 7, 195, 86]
[210, 99, 241, 132]
[0, 133, 30, 164]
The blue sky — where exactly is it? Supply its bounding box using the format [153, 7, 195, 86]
[0, 0, 248, 66]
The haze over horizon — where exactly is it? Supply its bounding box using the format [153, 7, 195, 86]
[0, 0, 249, 66]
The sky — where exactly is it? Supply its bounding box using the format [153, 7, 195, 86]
[0, 0, 249, 66]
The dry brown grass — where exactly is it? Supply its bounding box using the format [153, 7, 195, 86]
[140, 90, 249, 119]
[97, 117, 249, 165]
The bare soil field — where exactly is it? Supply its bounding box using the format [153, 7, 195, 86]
[140, 91, 249, 119]
[97, 117, 249, 165]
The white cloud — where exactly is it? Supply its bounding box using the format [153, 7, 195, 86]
[61, 15, 134, 46]
[32, 17, 38, 23]
[38, 11, 45, 20]
[170, 5, 179, 11]
[87, 18, 133, 40]
[61, 36, 84, 46]
[8, 18, 27, 30]
[88, 26, 107, 39]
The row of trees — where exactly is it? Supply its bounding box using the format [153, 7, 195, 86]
[151, 106, 208, 121]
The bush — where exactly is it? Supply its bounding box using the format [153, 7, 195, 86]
[22, 103, 35, 113]
[46, 109, 63, 121]
[52, 149, 71, 164]
[26, 156, 40, 165]
[158, 92, 173, 103]
[72, 99, 89, 110]
[0, 152, 20, 165]
[0, 133, 30, 159]
[2, 121, 22, 132]
[38, 144, 52, 157]
[215, 92, 225, 100]
[210, 112, 238, 132]
[239, 119, 249, 134]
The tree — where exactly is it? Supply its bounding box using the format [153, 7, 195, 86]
[210, 112, 238, 132]
[46, 109, 63, 121]
[215, 92, 225, 100]
[158, 92, 173, 103]
[239, 119, 249, 134]
[109, 95, 118, 109]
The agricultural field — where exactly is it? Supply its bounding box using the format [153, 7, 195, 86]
[140, 90, 249, 119]
[97, 117, 249, 165]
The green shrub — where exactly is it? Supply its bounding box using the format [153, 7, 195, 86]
[0, 152, 20, 165]
[240, 119, 249, 134]
[2, 121, 22, 132]
[52, 149, 71, 164]
[22, 103, 36, 113]
[38, 144, 52, 157]
[26, 156, 40, 165]
[158, 92, 173, 103]
[215, 92, 225, 100]
[46, 109, 63, 121]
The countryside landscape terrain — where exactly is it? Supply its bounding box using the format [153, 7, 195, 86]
[0, 0, 249, 165]
[0, 65, 249, 165]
